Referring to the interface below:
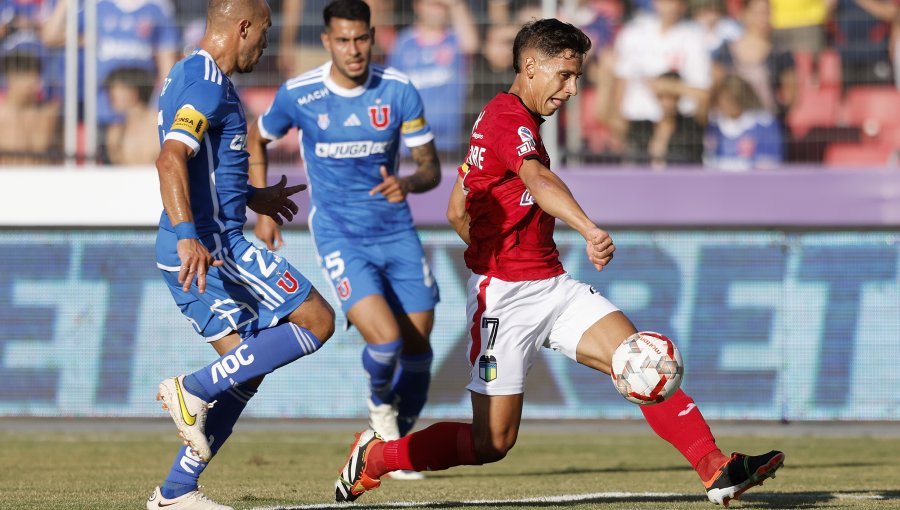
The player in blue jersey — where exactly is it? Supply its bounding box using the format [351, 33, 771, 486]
[246, 0, 441, 479]
[147, 1, 335, 509]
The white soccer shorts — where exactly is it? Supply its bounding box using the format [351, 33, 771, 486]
[464, 272, 619, 395]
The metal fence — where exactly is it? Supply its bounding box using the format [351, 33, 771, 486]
[1, 0, 899, 169]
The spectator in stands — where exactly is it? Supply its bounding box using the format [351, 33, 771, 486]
[704, 73, 783, 170]
[832, 0, 899, 88]
[467, 22, 517, 131]
[104, 67, 158, 165]
[690, 0, 742, 53]
[387, 0, 478, 160]
[769, 0, 830, 55]
[41, 0, 179, 162]
[624, 71, 705, 167]
[486, 0, 541, 24]
[1, 0, 62, 101]
[712, 0, 796, 119]
[607, 0, 711, 158]
[0, 50, 60, 165]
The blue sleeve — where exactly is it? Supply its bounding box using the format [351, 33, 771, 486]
[163, 76, 226, 152]
[399, 81, 433, 148]
[257, 83, 297, 140]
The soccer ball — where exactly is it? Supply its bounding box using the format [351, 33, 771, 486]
[610, 331, 683, 405]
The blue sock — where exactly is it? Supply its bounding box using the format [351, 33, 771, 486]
[183, 323, 322, 402]
[160, 384, 257, 499]
[392, 351, 433, 436]
[361, 339, 402, 405]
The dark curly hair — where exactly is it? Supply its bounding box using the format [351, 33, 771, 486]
[323, 0, 370, 28]
[512, 18, 592, 73]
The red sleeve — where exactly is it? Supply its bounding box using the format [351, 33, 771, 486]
[493, 112, 541, 175]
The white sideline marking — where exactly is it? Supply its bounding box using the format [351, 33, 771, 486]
[251, 492, 686, 510]
[252, 491, 898, 509]
[834, 493, 886, 500]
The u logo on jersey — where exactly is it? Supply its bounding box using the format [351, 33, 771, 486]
[368, 105, 391, 130]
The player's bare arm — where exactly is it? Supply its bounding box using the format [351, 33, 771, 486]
[447, 175, 470, 245]
[369, 141, 441, 203]
[156, 139, 223, 293]
[405, 141, 442, 193]
[518, 158, 615, 271]
[247, 121, 283, 250]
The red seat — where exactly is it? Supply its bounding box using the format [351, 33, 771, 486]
[793, 49, 842, 91]
[842, 86, 900, 136]
[239, 86, 278, 117]
[818, 49, 842, 90]
[238, 86, 300, 161]
[786, 86, 840, 139]
[823, 142, 895, 168]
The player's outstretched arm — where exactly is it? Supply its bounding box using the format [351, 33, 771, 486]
[447, 175, 471, 245]
[246, 121, 283, 250]
[156, 140, 223, 293]
[247, 175, 307, 225]
[518, 159, 615, 271]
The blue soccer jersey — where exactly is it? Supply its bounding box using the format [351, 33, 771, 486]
[157, 49, 251, 241]
[257, 62, 434, 239]
[154, 49, 313, 339]
[704, 111, 784, 171]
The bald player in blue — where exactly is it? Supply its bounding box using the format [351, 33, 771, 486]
[148, 1, 335, 508]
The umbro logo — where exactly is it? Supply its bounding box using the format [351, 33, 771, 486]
[343, 113, 362, 127]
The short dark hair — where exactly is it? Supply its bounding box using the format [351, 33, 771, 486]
[1, 51, 42, 75]
[323, 0, 370, 28]
[104, 67, 155, 104]
[512, 18, 592, 73]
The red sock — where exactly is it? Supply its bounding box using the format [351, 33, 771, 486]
[640, 389, 729, 481]
[365, 422, 480, 478]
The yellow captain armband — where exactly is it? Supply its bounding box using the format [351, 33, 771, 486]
[170, 107, 209, 141]
[401, 117, 426, 134]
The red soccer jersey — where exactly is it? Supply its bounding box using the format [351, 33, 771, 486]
[458, 93, 564, 281]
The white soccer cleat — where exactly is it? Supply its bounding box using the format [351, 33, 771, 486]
[146, 486, 233, 510]
[157, 375, 213, 462]
[367, 398, 400, 440]
[366, 398, 425, 481]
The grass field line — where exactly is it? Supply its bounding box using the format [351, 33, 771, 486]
[250, 491, 895, 510]
[251, 492, 696, 510]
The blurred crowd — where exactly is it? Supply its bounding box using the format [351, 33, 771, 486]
[1, 0, 899, 169]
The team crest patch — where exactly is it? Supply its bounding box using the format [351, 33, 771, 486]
[336, 277, 351, 300]
[368, 105, 391, 130]
[317, 113, 330, 130]
[479, 351, 497, 382]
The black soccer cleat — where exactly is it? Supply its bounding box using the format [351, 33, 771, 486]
[704, 450, 785, 506]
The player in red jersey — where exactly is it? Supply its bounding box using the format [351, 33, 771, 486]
[335, 18, 784, 506]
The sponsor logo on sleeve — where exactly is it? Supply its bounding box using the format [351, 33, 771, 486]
[516, 125, 536, 156]
[170, 107, 209, 141]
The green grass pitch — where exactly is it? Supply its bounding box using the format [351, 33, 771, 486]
[1, 424, 898, 509]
